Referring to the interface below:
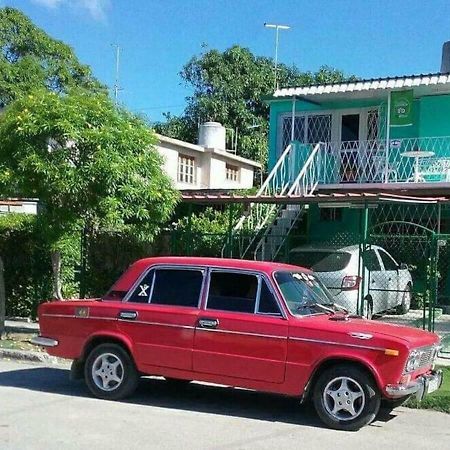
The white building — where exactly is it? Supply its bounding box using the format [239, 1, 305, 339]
[155, 122, 261, 191]
[0, 199, 38, 215]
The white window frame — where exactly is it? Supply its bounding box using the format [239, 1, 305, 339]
[276, 107, 381, 157]
[225, 163, 240, 182]
[177, 153, 196, 184]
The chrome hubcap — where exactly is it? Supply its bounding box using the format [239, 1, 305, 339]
[323, 377, 365, 421]
[92, 353, 124, 392]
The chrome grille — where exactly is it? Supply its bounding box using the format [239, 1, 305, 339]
[419, 346, 436, 368]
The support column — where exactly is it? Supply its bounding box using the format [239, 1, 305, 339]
[384, 93, 391, 183]
[290, 96, 296, 142]
[227, 204, 234, 258]
[358, 203, 369, 315]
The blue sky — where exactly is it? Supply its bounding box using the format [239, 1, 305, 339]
[3, 0, 450, 121]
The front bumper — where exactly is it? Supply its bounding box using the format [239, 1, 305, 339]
[385, 370, 443, 400]
[31, 336, 59, 347]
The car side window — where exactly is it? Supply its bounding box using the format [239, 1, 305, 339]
[206, 271, 258, 313]
[127, 269, 155, 303]
[364, 250, 381, 271]
[150, 268, 204, 308]
[258, 280, 282, 316]
[379, 250, 398, 271]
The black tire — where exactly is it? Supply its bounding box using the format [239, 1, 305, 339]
[381, 395, 411, 410]
[396, 285, 411, 315]
[362, 297, 373, 320]
[84, 343, 139, 400]
[313, 364, 381, 431]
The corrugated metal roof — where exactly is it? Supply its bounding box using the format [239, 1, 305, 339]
[273, 72, 450, 98]
[181, 192, 445, 205]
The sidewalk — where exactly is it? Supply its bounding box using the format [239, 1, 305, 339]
[4, 319, 39, 334]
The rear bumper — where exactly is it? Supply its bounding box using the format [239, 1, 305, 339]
[31, 336, 59, 347]
[385, 370, 443, 400]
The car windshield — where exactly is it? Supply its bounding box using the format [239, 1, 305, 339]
[290, 251, 351, 272]
[274, 271, 336, 316]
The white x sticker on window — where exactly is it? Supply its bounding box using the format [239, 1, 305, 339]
[138, 284, 149, 297]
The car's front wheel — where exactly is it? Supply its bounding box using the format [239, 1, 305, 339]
[362, 297, 373, 320]
[84, 343, 139, 400]
[396, 285, 411, 315]
[313, 364, 381, 431]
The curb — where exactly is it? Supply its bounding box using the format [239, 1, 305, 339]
[0, 348, 58, 364]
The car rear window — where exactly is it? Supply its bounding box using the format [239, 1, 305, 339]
[290, 251, 351, 272]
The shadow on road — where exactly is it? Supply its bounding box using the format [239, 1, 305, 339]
[0, 366, 398, 429]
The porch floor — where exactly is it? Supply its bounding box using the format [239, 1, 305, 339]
[317, 182, 450, 197]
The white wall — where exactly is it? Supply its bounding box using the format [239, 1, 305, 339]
[156, 135, 260, 191]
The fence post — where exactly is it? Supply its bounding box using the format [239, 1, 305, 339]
[227, 204, 234, 258]
[79, 225, 88, 299]
[186, 203, 193, 256]
[428, 233, 439, 332]
[0, 257, 5, 338]
[358, 203, 369, 316]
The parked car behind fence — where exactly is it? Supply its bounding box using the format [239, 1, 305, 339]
[289, 245, 413, 318]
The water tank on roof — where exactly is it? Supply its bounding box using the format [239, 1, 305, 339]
[198, 121, 226, 149]
[441, 41, 450, 73]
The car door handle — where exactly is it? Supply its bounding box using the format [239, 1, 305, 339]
[118, 310, 138, 320]
[198, 318, 219, 329]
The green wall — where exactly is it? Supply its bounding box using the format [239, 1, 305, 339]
[419, 94, 450, 136]
[268, 93, 450, 170]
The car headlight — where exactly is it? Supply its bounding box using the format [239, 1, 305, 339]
[405, 349, 422, 373]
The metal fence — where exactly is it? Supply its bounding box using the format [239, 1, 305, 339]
[170, 199, 450, 354]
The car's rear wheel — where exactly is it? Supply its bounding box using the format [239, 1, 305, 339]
[396, 285, 411, 315]
[84, 343, 139, 400]
[313, 364, 381, 431]
[362, 297, 373, 320]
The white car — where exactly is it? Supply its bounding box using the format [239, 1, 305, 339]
[289, 244, 413, 318]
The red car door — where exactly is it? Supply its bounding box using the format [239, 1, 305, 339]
[118, 266, 204, 371]
[193, 270, 288, 383]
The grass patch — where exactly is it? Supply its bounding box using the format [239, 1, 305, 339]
[0, 332, 39, 352]
[406, 366, 450, 414]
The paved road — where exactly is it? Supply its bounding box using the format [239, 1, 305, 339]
[0, 359, 449, 450]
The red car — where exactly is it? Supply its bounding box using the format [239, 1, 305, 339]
[33, 257, 443, 431]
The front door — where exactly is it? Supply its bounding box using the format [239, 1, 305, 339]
[193, 270, 288, 383]
[340, 114, 360, 182]
[364, 249, 389, 314]
[118, 266, 204, 371]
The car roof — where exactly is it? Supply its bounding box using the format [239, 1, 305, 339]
[290, 244, 383, 254]
[133, 256, 308, 273]
[109, 256, 310, 293]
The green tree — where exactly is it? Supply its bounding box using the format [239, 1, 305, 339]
[0, 7, 103, 107]
[156, 45, 355, 165]
[0, 89, 179, 298]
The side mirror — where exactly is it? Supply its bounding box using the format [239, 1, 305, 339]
[399, 263, 408, 270]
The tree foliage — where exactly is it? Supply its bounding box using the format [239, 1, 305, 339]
[156, 45, 356, 164]
[0, 89, 179, 297]
[0, 7, 103, 107]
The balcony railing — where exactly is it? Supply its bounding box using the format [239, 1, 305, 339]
[314, 136, 450, 184]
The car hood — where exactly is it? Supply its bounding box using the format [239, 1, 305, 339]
[290, 314, 439, 350]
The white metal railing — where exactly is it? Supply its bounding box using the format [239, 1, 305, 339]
[320, 136, 450, 184]
[287, 142, 323, 195]
[251, 143, 323, 261]
[234, 142, 310, 232]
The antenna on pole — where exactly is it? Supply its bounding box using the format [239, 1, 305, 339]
[112, 44, 121, 105]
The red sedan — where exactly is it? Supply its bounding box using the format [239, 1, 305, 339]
[33, 257, 443, 430]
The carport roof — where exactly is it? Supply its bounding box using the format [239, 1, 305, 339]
[181, 192, 445, 205]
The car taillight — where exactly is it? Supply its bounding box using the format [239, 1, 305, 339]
[341, 275, 361, 291]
